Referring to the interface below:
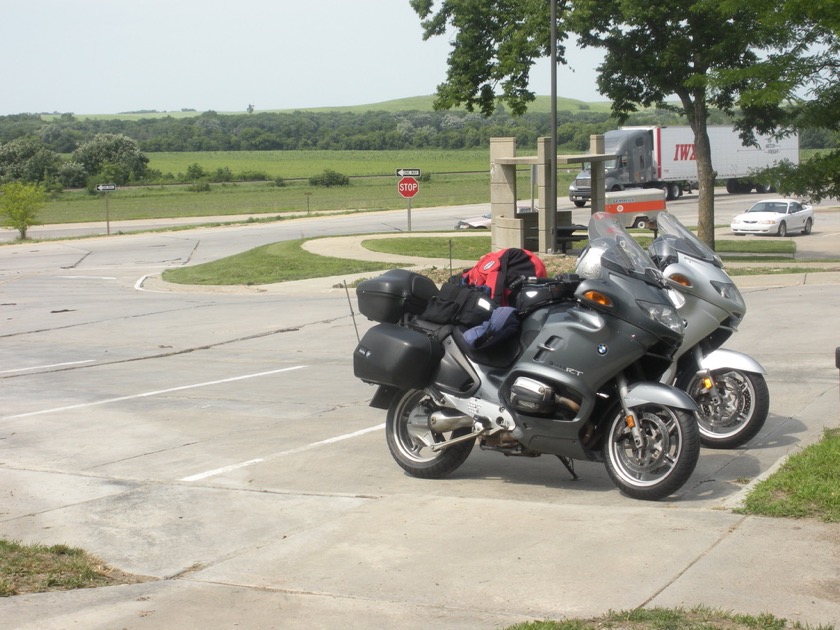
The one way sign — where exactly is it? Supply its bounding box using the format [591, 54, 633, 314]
[395, 168, 421, 177]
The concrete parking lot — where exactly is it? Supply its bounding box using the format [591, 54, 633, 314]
[1, 202, 839, 628]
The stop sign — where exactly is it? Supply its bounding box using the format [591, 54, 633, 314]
[398, 176, 419, 198]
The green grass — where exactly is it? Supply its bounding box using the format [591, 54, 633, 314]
[0, 540, 148, 596]
[146, 148, 493, 179]
[38, 168, 581, 226]
[740, 428, 840, 522]
[508, 606, 833, 629]
[160, 235, 581, 287]
[38, 174, 491, 224]
[362, 235, 493, 260]
[158, 232, 835, 287]
[716, 239, 796, 255]
[161, 238, 402, 285]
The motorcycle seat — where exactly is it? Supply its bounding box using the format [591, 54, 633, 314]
[411, 318, 521, 368]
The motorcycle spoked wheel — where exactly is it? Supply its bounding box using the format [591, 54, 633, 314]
[385, 389, 475, 479]
[604, 403, 700, 501]
[678, 369, 770, 449]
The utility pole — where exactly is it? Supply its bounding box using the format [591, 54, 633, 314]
[548, 0, 558, 252]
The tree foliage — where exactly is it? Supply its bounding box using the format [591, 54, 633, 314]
[71, 133, 149, 185]
[0, 137, 61, 184]
[567, 0, 790, 245]
[0, 181, 45, 240]
[719, 0, 840, 202]
[410, 0, 559, 116]
[410, 0, 836, 248]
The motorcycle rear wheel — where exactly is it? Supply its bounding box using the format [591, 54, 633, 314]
[386, 389, 475, 479]
[604, 403, 700, 501]
[678, 369, 770, 449]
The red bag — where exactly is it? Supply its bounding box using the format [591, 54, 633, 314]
[463, 248, 547, 306]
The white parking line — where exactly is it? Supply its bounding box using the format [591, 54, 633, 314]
[180, 423, 385, 482]
[0, 359, 96, 374]
[2, 366, 307, 420]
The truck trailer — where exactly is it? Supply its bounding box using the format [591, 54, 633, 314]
[568, 125, 799, 207]
[604, 188, 667, 229]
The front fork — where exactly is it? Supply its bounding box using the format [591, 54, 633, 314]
[617, 373, 645, 448]
[691, 347, 722, 420]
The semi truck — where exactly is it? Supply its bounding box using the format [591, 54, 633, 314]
[568, 125, 799, 207]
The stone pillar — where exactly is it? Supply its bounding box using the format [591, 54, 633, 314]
[536, 137, 556, 254]
[490, 138, 517, 219]
[489, 138, 518, 251]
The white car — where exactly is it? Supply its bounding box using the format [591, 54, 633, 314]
[730, 199, 814, 236]
[454, 213, 491, 229]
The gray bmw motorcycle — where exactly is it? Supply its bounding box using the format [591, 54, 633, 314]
[649, 212, 769, 448]
[353, 212, 700, 501]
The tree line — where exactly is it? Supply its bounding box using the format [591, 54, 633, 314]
[0, 108, 673, 155]
[0, 106, 836, 192]
[0, 107, 671, 189]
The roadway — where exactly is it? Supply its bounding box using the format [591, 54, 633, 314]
[0, 194, 839, 628]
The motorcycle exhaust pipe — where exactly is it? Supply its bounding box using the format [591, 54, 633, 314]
[429, 409, 474, 432]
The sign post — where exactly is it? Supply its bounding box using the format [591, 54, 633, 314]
[397, 170, 420, 232]
[96, 184, 117, 235]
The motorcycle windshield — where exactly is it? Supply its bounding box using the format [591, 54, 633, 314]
[586, 212, 661, 283]
[656, 212, 723, 267]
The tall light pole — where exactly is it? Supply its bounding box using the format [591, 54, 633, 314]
[548, 0, 558, 251]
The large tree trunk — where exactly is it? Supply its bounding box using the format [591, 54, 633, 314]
[681, 93, 716, 249]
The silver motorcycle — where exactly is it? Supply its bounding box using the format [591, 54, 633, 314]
[648, 212, 769, 448]
[353, 212, 700, 501]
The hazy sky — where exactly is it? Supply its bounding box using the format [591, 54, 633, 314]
[1, 0, 605, 116]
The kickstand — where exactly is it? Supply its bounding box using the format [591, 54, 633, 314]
[556, 456, 580, 480]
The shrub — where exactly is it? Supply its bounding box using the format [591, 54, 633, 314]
[210, 167, 233, 183]
[238, 170, 269, 181]
[0, 181, 45, 239]
[309, 169, 349, 187]
[57, 161, 87, 188]
[186, 163, 206, 180]
[188, 181, 211, 192]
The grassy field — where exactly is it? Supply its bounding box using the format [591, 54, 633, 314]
[146, 148, 493, 179]
[37, 173, 497, 224]
[38, 151, 579, 225]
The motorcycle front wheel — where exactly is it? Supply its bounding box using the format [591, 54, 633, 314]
[386, 389, 475, 479]
[603, 403, 700, 501]
[678, 369, 770, 449]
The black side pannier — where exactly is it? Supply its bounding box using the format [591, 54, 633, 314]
[353, 323, 444, 390]
[356, 269, 439, 323]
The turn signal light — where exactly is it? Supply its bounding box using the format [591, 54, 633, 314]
[582, 290, 613, 307]
[668, 273, 692, 287]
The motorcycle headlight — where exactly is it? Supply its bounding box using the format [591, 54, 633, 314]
[710, 280, 746, 309]
[637, 299, 684, 335]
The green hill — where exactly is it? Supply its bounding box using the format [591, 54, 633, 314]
[45, 95, 614, 121]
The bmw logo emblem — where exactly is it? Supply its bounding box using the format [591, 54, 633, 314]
[597, 344, 608, 356]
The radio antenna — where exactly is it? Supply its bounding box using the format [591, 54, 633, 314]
[344, 280, 360, 342]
